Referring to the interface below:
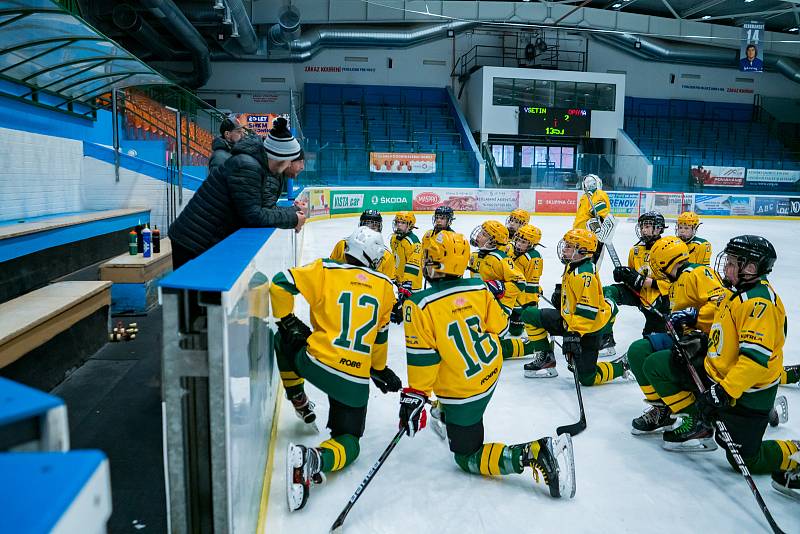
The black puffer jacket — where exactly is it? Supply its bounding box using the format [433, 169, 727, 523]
[169, 136, 299, 256]
[208, 136, 232, 173]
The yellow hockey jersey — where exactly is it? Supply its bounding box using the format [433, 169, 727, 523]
[686, 236, 712, 266]
[330, 238, 396, 280]
[513, 249, 543, 307]
[403, 277, 506, 402]
[270, 258, 396, 379]
[668, 263, 728, 333]
[705, 279, 786, 399]
[561, 259, 611, 335]
[629, 244, 671, 306]
[467, 249, 524, 312]
[573, 190, 611, 230]
[390, 232, 423, 290]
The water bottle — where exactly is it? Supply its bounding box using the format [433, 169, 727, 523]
[135, 220, 144, 253]
[142, 225, 152, 258]
[128, 229, 138, 255]
[153, 225, 161, 254]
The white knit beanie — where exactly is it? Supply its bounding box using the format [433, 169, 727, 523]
[263, 117, 301, 161]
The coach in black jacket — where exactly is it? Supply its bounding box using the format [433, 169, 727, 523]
[208, 116, 245, 173]
[169, 130, 305, 269]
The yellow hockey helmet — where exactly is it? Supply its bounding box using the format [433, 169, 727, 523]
[558, 228, 597, 264]
[648, 236, 690, 280]
[676, 211, 700, 242]
[478, 220, 509, 246]
[506, 209, 530, 228]
[393, 211, 417, 234]
[512, 224, 542, 254]
[422, 231, 470, 278]
[677, 211, 700, 227]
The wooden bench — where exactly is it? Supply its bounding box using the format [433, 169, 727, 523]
[99, 238, 172, 314]
[0, 281, 111, 391]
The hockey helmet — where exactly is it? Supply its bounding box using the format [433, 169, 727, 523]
[432, 205, 455, 230]
[715, 235, 776, 289]
[393, 211, 417, 235]
[359, 209, 383, 232]
[636, 211, 667, 244]
[582, 174, 603, 193]
[345, 227, 387, 270]
[506, 209, 531, 231]
[558, 228, 597, 264]
[648, 236, 690, 281]
[470, 220, 509, 250]
[676, 211, 701, 242]
[512, 224, 542, 255]
[422, 231, 470, 279]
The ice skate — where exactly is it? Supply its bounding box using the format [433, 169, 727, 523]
[286, 442, 325, 512]
[631, 402, 676, 435]
[523, 351, 558, 378]
[662, 413, 717, 452]
[518, 434, 576, 499]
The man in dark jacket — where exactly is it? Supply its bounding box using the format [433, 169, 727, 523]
[169, 133, 305, 269]
[208, 116, 245, 173]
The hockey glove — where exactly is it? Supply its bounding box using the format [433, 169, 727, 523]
[613, 266, 645, 292]
[551, 284, 562, 311]
[697, 383, 731, 420]
[399, 388, 428, 437]
[586, 217, 602, 234]
[508, 307, 524, 337]
[370, 366, 402, 393]
[277, 313, 312, 354]
[390, 283, 414, 324]
[671, 330, 708, 370]
[485, 280, 506, 301]
[562, 331, 582, 359]
[667, 308, 699, 330]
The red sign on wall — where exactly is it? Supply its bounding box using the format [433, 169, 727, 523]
[535, 190, 578, 213]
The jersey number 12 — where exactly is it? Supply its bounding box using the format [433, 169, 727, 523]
[333, 292, 379, 354]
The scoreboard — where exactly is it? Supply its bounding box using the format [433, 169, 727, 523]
[518, 107, 591, 137]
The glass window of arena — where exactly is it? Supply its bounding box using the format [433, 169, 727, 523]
[492, 77, 616, 111]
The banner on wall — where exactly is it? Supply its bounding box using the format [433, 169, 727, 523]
[235, 113, 289, 137]
[690, 165, 745, 187]
[746, 169, 800, 185]
[535, 190, 579, 213]
[781, 198, 800, 217]
[370, 153, 436, 174]
[607, 192, 640, 216]
[694, 195, 754, 216]
[412, 189, 519, 212]
[754, 197, 778, 216]
[739, 21, 765, 73]
[306, 188, 330, 217]
[330, 189, 412, 214]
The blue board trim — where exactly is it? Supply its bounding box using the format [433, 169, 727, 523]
[160, 227, 276, 292]
[0, 377, 63, 426]
[0, 210, 150, 263]
[0, 450, 107, 533]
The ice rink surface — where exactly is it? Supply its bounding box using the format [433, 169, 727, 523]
[264, 213, 800, 534]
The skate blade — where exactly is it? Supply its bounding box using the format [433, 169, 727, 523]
[524, 368, 558, 378]
[662, 438, 718, 452]
[286, 443, 306, 512]
[553, 433, 577, 499]
[771, 480, 800, 502]
[598, 347, 617, 358]
[631, 424, 674, 436]
[431, 418, 447, 441]
[307, 420, 320, 433]
[775, 395, 789, 425]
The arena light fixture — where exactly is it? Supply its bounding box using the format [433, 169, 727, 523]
[701, 15, 711, 19]
[788, 27, 799, 32]
[612, 3, 622, 7]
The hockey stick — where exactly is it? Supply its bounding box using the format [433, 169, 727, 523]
[329, 428, 405, 534]
[631, 290, 787, 534]
[538, 295, 586, 436]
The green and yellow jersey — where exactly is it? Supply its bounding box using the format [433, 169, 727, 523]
[686, 236, 712, 266]
[404, 277, 506, 407]
[705, 279, 786, 399]
[668, 263, 728, 333]
[573, 190, 610, 231]
[561, 259, 611, 335]
[629, 244, 671, 306]
[467, 249, 524, 312]
[270, 258, 396, 383]
[513, 249, 543, 307]
[330, 238, 396, 280]
[390, 232, 423, 291]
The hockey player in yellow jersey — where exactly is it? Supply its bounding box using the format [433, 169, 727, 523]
[642, 236, 799, 493]
[605, 211, 672, 336]
[503, 208, 530, 255]
[522, 229, 629, 386]
[624, 236, 728, 435]
[330, 210, 395, 279]
[573, 174, 610, 231]
[467, 220, 525, 314]
[397, 231, 576, 499]
[507, 224, 551, 354]
[422, 205, 455, 241]
[389, 211, 422, 324]
[271, 227, 402, 511]
[676, 211, 712, 266]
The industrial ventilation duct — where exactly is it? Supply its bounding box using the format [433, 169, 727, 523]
[594, 33, 800, 85]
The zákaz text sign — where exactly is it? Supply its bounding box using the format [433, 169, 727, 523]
[370, 153, 436, 174]
[518, 107, 591, 137]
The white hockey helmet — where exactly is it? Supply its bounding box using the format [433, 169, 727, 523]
[582, 174, 602, 193]
[344, 227, 386, 270]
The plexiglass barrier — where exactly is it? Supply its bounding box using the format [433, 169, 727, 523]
[160, 220, 299, 533]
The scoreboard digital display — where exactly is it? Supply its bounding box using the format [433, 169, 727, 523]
[518, 107, 591, 137]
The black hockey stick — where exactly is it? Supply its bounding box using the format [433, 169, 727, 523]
[539, 295, 587, 437]
[329, 428, 405, 533]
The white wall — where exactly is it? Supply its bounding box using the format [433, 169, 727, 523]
[588, 40, 800, 103]
[0, 128, 83, 221]
[614, 129, 652, 188]
[475, 67, 626, 139]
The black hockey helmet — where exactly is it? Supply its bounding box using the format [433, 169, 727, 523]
[636, 211, 667, 244]
[359, 209, 383, 232]
[433, 205, 455, 229]
[715, 235, 776, 289]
